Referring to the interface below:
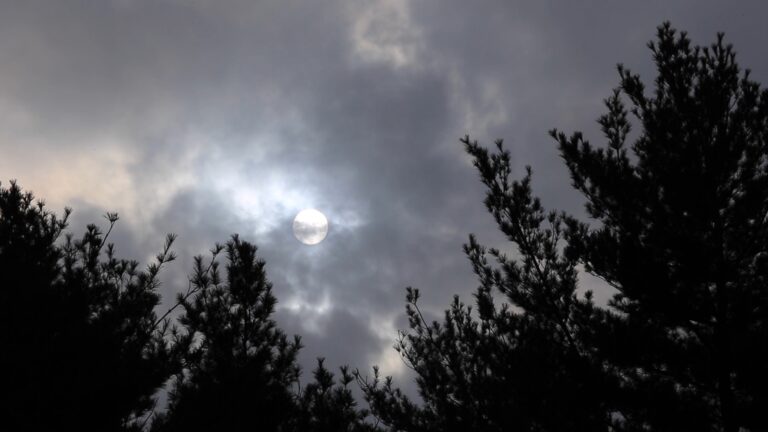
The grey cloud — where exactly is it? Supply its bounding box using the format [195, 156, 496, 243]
[3, 0, 768, 403]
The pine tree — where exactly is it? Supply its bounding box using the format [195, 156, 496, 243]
[553, 22, 768, 431]
[291, 358, 380, 432]
[359, 22, 768, 432]
[153, 235, 302, 431]
[154, 235, 378, 432]
[0, 181, 177, 431]
[0, 180, 375, 431]
[357, 161, 612, 431]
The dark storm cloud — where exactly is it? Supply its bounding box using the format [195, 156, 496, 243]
[2, 0, 768, 399]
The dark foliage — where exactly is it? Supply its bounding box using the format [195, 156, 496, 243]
[0, 180, 374, 431]
[291, 358, 380, 432]
[357, 164, 613, 432]
[0, 181, 177, 431]
[152, 236, 302, 431]
[359, 22, 768, 432]
[153, 236, 376, 432]
[553, 22, 768, 432]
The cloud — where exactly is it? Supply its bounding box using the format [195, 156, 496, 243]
[2, 0, 768, 402]
[347, 0, 423, 70]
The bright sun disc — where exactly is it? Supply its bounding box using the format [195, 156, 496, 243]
[293, 209, 329, 245]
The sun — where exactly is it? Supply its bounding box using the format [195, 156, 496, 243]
[292, 209, 329, 245]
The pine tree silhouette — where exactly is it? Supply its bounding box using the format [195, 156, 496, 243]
[359, 22, 768, 432]
[152, 236, 302, 431]
[291, 358, 380, 432]
[152, 235, 376, 432]
[153, 236, 378, 432]
[553, 22, 768, 431]
[0, 181, 177, 431]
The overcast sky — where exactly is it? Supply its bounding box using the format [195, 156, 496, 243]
[2, 0, 768, 399]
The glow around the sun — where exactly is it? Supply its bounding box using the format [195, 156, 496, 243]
[293, 208, 329, 245]
[212, 164, 363, 241]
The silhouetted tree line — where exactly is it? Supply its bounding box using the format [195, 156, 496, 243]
[1, 23, 766, 431]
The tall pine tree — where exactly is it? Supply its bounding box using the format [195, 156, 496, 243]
[154, 235, 378, 432]
[0, 181, 177, 431]
[359, 22, 768, 432]
[153, 236, 302, 431]
[554, 22, 768, 431]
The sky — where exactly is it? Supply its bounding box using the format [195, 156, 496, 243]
[2, 0, 768, 400]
